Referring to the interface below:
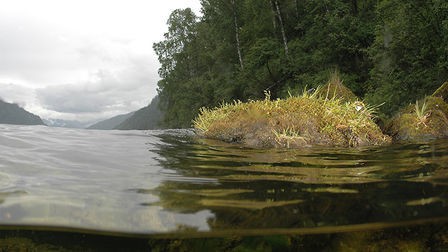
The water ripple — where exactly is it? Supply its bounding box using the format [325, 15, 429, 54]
[0, 124, 447, 236]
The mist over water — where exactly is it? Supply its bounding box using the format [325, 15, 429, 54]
[0, 124, 447, 237]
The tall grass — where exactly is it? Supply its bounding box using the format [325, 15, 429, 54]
[415, 99, 429, 124]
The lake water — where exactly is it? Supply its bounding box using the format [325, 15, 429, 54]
[0, 124, 448, 250]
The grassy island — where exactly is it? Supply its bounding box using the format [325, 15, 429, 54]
[387, 82, 448, 142]
[194, 78, 391, 148]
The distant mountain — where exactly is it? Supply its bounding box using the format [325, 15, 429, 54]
[115, 95, 163, 130]
[87, 111, 134, 130]
[0, 100, 45, 125]
[43, 119, 92, 129]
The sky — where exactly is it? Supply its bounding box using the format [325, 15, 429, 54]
[0, 0, 201, 123]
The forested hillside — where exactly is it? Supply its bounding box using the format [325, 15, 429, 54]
[87, 112, 134, 130]
[0, 100, 45, 125]
[115, 95, 163, 130]
[154, 0, 448, 128]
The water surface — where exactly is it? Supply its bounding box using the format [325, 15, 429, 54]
[0, 124, 447, 239]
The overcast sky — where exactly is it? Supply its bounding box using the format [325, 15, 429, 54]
[0, 0, 201, 122]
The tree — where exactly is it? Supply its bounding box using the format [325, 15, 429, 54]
[153, 9, 198, 79]
[272, 0, 288, 56]
[366, 0, 448, 116]
[153, 8, 201, 127]
[153, 0, 446, 128]
[231, 0, 244, 69]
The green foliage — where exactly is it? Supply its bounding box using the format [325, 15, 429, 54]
[154, 0, 448, 129]
[366, 0, 448, 116]
[415, 99, 429, 122]
[114, 95, 164, 130]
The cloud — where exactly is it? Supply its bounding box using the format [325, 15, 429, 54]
[0, 21, 88, 86]
[36, 57, 157, 120]
[0, 83, 36, 108]
[0, 0, 202, 122]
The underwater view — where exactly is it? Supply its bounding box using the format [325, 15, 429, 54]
[0, 124, 447, 250]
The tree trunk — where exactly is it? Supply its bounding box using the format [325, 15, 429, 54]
[231, 0, 244, 70]
[295, 0, 300, 21]
[274, 0, 288, 56]
[352, 0, 358, 15]
[270, 0, 277, 30]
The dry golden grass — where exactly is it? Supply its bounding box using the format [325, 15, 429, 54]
[315, 71, 358, 102]
[193, 87, 391, 148]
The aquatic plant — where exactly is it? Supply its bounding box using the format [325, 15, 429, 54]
[193, 85, 390, 148]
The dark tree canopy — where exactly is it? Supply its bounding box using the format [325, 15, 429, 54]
[154, 0, 448, 128]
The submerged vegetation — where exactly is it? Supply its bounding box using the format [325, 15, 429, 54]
[147, 224, 448, 252]
[2, 224, 448, 251]
[194, 75, 390, 148]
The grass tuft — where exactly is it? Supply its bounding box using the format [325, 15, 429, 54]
[315, 71, 358, 102]
[193, 86, 391, 148]
[387, 95, 448, 142]
[415, 99, 429, 126]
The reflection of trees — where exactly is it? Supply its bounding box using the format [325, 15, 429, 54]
[147, 132, 448, 232]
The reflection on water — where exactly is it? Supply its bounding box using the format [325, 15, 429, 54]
[147, 132, 448, 234]
[0, 124, 448, 249]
